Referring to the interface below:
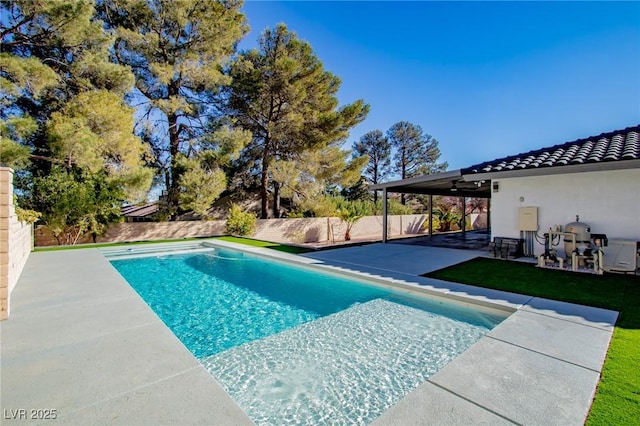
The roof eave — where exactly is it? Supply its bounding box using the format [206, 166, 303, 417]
[462, 159, 640, 180]
[369, 169, 463, 190]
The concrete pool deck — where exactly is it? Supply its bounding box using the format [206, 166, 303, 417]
[0, 241, 618, 425]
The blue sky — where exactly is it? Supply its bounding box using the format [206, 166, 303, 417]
[238, 1, 640, 171]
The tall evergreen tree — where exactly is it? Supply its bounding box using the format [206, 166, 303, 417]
[352, 129, 390, 202]
[1, 0, 153, 242]
[387, 121, 448, 204]
[99, 0, 249, 216]
[225, 24, 369, 218]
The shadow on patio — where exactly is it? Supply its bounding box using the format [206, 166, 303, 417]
[390, 229, 491, 251]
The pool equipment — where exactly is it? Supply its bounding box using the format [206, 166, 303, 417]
[538, 215, 606, 274]
[564, 216, 592, 258]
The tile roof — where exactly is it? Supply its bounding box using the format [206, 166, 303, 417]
[462, 125, 640, 175]
[121, 202, 158, 218]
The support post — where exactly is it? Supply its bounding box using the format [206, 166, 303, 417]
[487, 197, 491, 235]
[428, 194, 433, 237]
[382, 188, 388, 243]
[462, 196, 467, 235]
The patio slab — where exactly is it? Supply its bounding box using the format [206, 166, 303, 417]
[3, 322, 202, 411]
[55, 366, 252, 426]
[0, 294, 158, 354]
[429, 337, 602, 425]
[304, 243, 487, 275]
[487, 309, 614, 371]
[371, 381, 515, 426]
[443, 282, 533, 310]
[522, 297, 619, 331]
[6, 250, 137, 314]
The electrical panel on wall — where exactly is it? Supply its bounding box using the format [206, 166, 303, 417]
[518, 206, 538, 231]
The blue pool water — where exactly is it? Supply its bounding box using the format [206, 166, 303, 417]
[109, 245, 506, 425]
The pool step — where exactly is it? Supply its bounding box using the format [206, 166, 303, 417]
[201, 299, 488, 425]
[101, 242, 214, 259]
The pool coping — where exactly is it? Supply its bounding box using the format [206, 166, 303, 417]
[1, 240, 618, 425]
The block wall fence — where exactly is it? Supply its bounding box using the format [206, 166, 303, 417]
[35, 212, 487, 247]
[34, 215, 429, 246]
[0, 167, 33, 320]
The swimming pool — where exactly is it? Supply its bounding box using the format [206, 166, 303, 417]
[108, 243, 507, 425]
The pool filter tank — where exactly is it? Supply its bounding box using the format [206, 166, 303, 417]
[538, 215, 606, 274]
[564, 215, 591, 256]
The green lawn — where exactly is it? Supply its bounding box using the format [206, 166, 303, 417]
[425, 258, 640, 425]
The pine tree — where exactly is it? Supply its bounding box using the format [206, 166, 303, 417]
[341, 177, 370, 202]
[387, 121, 448, 204]
[1, 0, 153, 243]
[99, 0, 249, 216]
[353, 129, 391, 202]
[225, 24, 369, 218]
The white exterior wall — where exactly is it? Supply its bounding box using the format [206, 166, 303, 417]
[490, 168, 640, 256]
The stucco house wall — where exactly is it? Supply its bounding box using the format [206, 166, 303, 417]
[490, 168, 640, 256]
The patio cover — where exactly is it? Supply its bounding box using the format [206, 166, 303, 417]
[369, 169, 491, 198]
[369, 170, 491, 242]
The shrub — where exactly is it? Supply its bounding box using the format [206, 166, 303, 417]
[422, 215, 441, 233]
[14, 196, 42, 224]
[225, 204, 256, 236]
[334, 197, 372, 241]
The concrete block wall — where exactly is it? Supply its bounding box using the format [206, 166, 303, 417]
[1, 167, 33, 320]
[253, 215, 430, 244]
[35, 214, 438, 247]
[253, 217, 330, 243]
[34, 221, 228, 246]
[100, 221, 227, 243]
